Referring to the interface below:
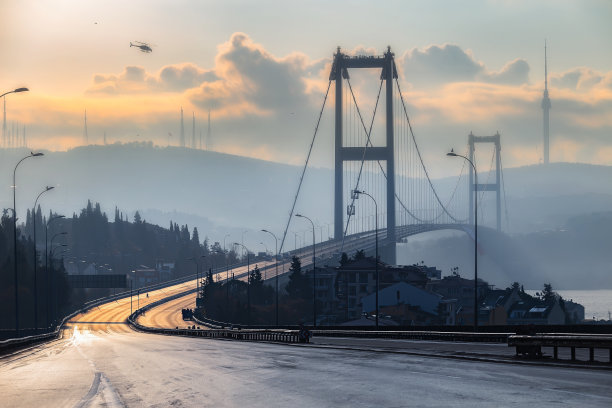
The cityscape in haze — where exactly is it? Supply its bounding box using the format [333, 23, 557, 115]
[1, 1, 611, 407]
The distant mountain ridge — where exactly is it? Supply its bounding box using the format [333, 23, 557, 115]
[1, 143, 610, 245]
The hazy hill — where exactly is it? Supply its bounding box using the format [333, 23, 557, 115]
[1, 144, 611, 288]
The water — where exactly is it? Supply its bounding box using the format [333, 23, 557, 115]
[527, 289, 612, 321]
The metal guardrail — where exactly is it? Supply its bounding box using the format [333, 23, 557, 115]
[508, 334, 612, 363]
[310, 329, 509, 343]
[127, 295, 302, 344]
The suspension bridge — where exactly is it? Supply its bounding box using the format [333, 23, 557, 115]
[280, 46, 509, 265]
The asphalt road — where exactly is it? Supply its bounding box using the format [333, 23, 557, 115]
[2, 328, 612, 407]
[1, 278, 611, 407]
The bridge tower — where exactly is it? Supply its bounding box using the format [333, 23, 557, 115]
[330, 47, 398, 262]
[468, 131, 502, 231]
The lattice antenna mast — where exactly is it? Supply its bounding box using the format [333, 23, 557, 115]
[542, 40, 551, 165]
[207, 109, 211, 151]
[192, 112, 196, 149]
[180, 107, 185, 147]
[83, 109, 88, 145]
[2, 97, 6, 147]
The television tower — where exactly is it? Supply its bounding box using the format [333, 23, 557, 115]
[541, 41, 551, 165]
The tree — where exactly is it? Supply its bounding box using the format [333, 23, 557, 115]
[250, 264, 263, 287]
[541, 283, 556, 303]
[353, 249, 366, 261]
[286, 256, 304, 298]
[285, 256, 311, 300]
[133, 211, 142, 224]
[339, 252, 349, 266]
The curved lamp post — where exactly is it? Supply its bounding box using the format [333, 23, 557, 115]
[32, 185, 54, 332]
[447, 148, 479, 331]
[1, 87, 29, 99]
[352, 189, 379, 328]
[45, 216, 64, 328]
[233, 242, 250, 325]
[261, 229, 279, 326]
[13, 150, 43, 334]
[295, 213, 316, 327]
[186, 257, 200, 298]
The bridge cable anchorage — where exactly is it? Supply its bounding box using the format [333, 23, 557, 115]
[341, 77, 384, 252]
[279, 80, 332, 254]
[395, 78, 468, 223]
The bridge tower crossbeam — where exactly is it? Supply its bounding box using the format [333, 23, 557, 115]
[468, 131, 502, 231]
[330, 47, 398, 261]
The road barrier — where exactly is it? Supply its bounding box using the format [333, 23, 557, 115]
[309, 329, 508, 343]
[508, 334, 612, 363]
[128, 302, 303, 344]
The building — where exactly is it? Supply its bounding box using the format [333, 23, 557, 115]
[564, 300, 585, 324]
[426, 274, 489, 326]
[507, 297, 565, 325]
[315, 257, 429, 321]
[130, 266, 160, 289]
[156, 261, 175, 281]
[478, 287, 522, 325]
[361, 281, 443, 325]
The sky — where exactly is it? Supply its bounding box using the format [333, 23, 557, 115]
[1, 0, 611, 178]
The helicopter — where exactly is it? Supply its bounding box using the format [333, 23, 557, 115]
[130, 41, 152, 53]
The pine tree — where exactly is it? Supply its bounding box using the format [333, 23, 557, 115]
[250, 264, 263, 287]
[286, 256, 309, 299]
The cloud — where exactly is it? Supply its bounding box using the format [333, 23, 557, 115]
[89, 64, 218, 94]
[400, 44, 484, 85]
[399, 44, 530, 87]
[16, 35, 612, 173]
[483, 58, 530, 85]
[188, 32, 325, 116]
[550, 67, 612, 92]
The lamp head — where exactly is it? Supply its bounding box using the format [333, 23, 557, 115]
[31, 151, 44, 157]
[14, 87, 29, 93]
[46, 186, 54, 191]
[447, 148, 457, 157]
[295, 213, 303, 218]
[60, 231, 68, 235]
[261, 229, 268, 233]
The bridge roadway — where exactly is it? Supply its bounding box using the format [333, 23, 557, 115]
[1, 278, 612, 406]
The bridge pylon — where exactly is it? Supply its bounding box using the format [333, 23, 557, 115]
[330, 47, 398, 263]
[468, 131, 502, 231]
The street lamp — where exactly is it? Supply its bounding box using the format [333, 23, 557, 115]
[234, 242, 250, 325]
[1, 87, 29, 98]
[32, 186, 54, 332]
[13, 150, 44, 334]
[186, 257, 200, 298]
[352, 189, 380, 328]
[45, 216, 64, 328]
[295, 213, 316, 327]
[261, 229, 279, 326]
[447, 148, 479, 331]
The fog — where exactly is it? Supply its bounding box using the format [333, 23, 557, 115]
[1, 144, 611, 289]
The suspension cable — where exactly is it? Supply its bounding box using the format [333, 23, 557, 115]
[395, 78, 468, 223]
[279, 80, 332, 253]
[341, 77, 384, 250]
